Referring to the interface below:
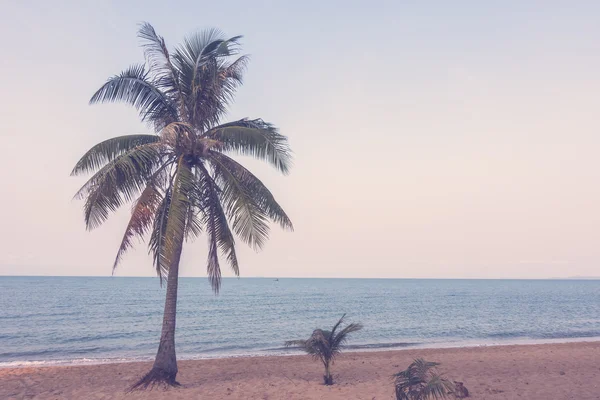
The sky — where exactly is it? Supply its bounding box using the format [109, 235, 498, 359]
[1, 0, 599, 279]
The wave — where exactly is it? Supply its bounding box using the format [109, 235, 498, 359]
[536, 331, 600, 339]
[0, 347, 101, 359]
[346, 342, 420, 350]
[486, 330, 600, 340]
[265, 342, 420, 352]
[57, 332, 133, 344]
[3, 336, 600, 368]
[0, 356, 151, 368]
[487, 331, 530, 339]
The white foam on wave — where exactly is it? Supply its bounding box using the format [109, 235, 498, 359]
[3, 336, 600, 369]
[0, 356, 154, 369]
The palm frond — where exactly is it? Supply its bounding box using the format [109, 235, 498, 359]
[326, 315, 362, 363]
[113, 180, 164, 272]
[308, 329, 331, 364]
[192, 56, 243, 129]
[75, 143, 165, 230]
[171, 28, 226, 96]
[173, 28, 226, 69]
[393, 359, 453, 400]
[329, 314, 346, 338]
[198, 54, 249, 122]
[90, 64, 177, 130]
[161, 159, 193, 272]
[423, 375, 454, 399]
[286, 329, 330, 365]
[137, 23, 175, 82]
[413, 359, 441, 380]
[208, 153, 269, 250]
[194, 163, 239, 292]
[221, 55, 248, 83]
[206, 223, 222, 292]
[137, 22, 185, 114]
[71, 134, 159, 176]
[209, 152, 293, 232]
[148, 186, 172, 282]
[331, 322, 364, 350]
[172, 30, 244, 130]
[190, 34, 242, 90]
[146, 158, 192, 282]
[285, 315, 361, 367]
[206, 118, 292, 174]
[184, 206, 203, 241]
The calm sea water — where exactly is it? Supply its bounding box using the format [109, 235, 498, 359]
[1, 277, 599, 367]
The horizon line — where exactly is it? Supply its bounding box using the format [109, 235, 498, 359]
[1, 275, 599, 280]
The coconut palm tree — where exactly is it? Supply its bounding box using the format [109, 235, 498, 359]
[285, 314, 362, 385]
[71, 23, 293, 389]
[393, 359, 454, 400]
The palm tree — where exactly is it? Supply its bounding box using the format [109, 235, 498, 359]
[71, 23, 293, 389]
[285, 314, 362, 385]
[393, 359, 454, 400]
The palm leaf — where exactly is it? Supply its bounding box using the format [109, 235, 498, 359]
[209, 152, 293, 232]
[90, 64, 177, 129]
[147, 157, 194, 282]
[137, 23, 176, 84]
[284, 315, 362, 367]
[208, 153, 270, 250]
[422, 375, 454, 399]
[171, 28, 226, 99]
[190, 34, 242, 91]
[331, 322, 364, 350]
[172, 31, 244, 130]
[393, 359, 453, 400]
[75, 143, 164, 230]
[173, 28, 226, 70]
[162, 159, 193, 270]
[184, 205, 203, 241]
[113, 179, 164, 272]
[329, 314, 346, 339]
[148, 182, 172, 282]
[71, 134, 159, 176]
[206, 118, 292, 174]
[137, 22, 186, 116]
[194, 163, 239, 292]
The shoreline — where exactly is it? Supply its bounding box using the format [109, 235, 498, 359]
[2, 341, 599, 399]
[2, 336, 600, 369]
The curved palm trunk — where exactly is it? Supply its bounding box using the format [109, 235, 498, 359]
[152, 256, 181, 378]
[131, 238, 183, 389]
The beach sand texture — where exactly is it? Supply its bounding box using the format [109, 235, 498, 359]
[1, 342, 599, 399]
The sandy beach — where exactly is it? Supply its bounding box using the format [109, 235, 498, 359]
[1, 341, 599, 399]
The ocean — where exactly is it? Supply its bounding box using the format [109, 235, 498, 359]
[1, 277, 599, 367]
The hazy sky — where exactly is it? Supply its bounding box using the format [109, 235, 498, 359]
[1, 1, 599, 280]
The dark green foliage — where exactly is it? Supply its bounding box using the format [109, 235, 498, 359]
[73, 22, 293, 293]
[285, 314, 362, 385]
[393, 359, 455, 400]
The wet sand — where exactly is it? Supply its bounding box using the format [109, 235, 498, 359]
[1, 341, 599, 399]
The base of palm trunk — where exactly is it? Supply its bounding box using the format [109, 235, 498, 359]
[323, 375, 333, 385]
[129, 366, 180, 391]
